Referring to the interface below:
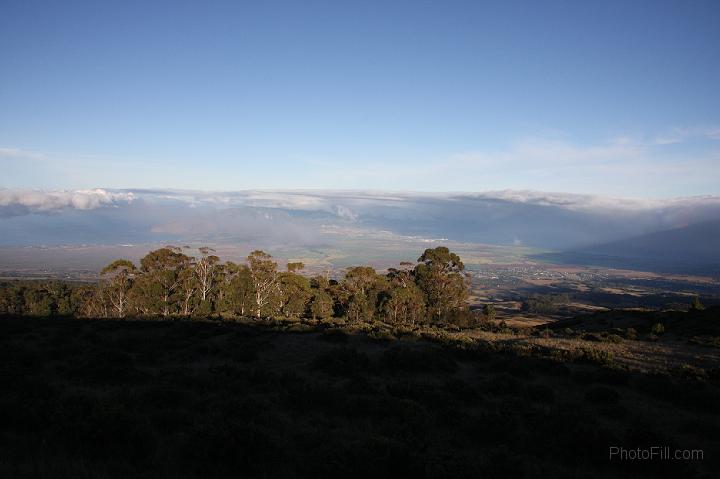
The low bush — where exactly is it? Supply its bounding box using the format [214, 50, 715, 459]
[581, 347, 615, 366]
[651, 323, 665, 335]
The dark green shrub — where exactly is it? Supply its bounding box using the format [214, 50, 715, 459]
[497, 319, 513, 334]
[445, 309, 480, 329]
[581, 347, 614, 366]
[690, 296, 706, 311]
[651, 322, 665, 335]
[522, 295, 559, 315]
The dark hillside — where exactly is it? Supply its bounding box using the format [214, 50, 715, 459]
[1, 317, 718, 478]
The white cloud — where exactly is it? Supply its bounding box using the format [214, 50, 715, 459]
[129, 188, 720, 219]
[133, 190, 366, 222]
[0, 188, 135, 216]
[462, 189, 720, 213]
[333, 205, 359, 221]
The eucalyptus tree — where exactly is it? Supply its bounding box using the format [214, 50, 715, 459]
[387, 261, 416, 288]
[100, 259, 137, 318]
[414, 247, 469, 321]
[139, 246, 193, 317]
[278, 262, 311, 319]
[195, 247, 220, 302]
[308, 274, 335, 320]
[44, 281, 75, 316]
[128, 274, 163, 316]
[217, 262, 254, 317]
[247, 250, 279, 318]
[341, 266, 388, 322]
[382, 283, 426, 326]
[74, 285, 107, 318]
[309, 290, 334, 320]
[344, 266, 378, 296]
[179, 267, 198, 316]
[346, 294, 374, 322]
[310, 275, 330, 291]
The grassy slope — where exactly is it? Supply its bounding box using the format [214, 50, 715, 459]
[1, 317, 719, 478]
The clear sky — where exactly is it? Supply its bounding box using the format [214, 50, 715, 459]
[1, 0, 719, 197]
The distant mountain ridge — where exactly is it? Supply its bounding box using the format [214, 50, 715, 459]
[578, 220, 720, 261]
[534, 220, 720, 275]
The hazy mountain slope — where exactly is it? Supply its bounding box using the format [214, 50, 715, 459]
[534, 221, 720, 274]
[579, 220, 720, 262]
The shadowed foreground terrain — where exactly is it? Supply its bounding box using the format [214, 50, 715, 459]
[1, 317, 718, 478]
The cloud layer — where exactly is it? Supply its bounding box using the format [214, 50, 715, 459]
[0, 188, 135, 217]
[1, 188, 719, 249]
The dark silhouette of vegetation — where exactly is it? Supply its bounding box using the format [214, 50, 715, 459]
[1, 316, 717, 478]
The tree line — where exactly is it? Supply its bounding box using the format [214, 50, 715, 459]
[0, 246, 472, 326]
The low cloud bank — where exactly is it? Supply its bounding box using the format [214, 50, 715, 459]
[0, 189, 135, 217]
[122, 188, 720, 216]
[1, 188, 719, 249]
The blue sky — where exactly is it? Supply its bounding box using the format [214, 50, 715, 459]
[1, 0, 719, 197]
